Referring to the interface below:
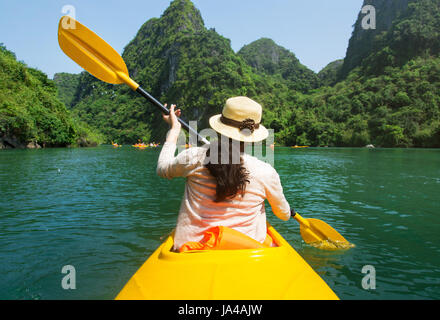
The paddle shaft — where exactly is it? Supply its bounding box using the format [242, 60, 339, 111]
[291, 209, 311, 228]
[136, 87, 209, 145]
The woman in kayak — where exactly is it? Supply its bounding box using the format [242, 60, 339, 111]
[157, 97, 291, 251]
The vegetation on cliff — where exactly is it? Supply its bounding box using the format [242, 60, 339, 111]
[53, 72, 81, 108]
[52, 0, 440, 148]
[238, 38, 320, 93]
[340, 0, 440, 78]
[317, 60, 344, 87]
[0, 43, 103, 148]
[279, 57, 440, 147]
[70, 0, 297, 144]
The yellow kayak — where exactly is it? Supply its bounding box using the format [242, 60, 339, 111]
[116, 224, 339, 300]
[133, 144, 147, 149]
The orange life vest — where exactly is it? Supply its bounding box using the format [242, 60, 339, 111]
[179, 226, 274, 252]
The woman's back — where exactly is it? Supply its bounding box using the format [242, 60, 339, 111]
[157, 142, 290, 251]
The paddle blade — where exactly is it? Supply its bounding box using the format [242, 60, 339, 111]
[299, 218, 354, 250]
[58, 16, 133, 87]
[306, 219, 347, 242]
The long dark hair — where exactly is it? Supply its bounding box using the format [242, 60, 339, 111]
[205, 136, 250, 202]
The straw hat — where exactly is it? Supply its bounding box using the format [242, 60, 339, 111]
[209, 97, 269, 143]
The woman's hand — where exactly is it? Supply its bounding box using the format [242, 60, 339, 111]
[163, 104, 182, 132]
[163, 104, 182, 144]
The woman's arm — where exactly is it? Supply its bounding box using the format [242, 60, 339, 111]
[265, 167, 291, 221]
[156, 104, 202, 179]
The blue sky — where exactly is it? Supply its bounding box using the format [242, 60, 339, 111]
[0, 0, 364, 78]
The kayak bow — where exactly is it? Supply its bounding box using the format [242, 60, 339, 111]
[116, 224, 339, 300]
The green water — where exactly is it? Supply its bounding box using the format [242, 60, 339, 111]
[0, 146, 439, 300]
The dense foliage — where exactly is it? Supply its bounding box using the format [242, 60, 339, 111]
[56, 0, 439, 148]
[340, 0, 440, 78]
[317, 60, 344, 87]
[237, 38, 320, 93]
[278, 57, 440, 147]
[53, 72, 81, 107]
[0, 43, 103, 148]
[70, 0, 296, 144]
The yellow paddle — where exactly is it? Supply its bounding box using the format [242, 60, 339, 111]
[291, 209, 353, 250]
[57, 16, 209, 145]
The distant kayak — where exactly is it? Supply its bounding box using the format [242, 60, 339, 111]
[133, 144, 148, 149]
[133, 143, 160, 148]
[291, 145, 309, 149]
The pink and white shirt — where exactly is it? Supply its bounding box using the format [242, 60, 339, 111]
[157, 141, 291, 251]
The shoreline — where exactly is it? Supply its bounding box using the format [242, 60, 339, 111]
[2, 144, 440, 151]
